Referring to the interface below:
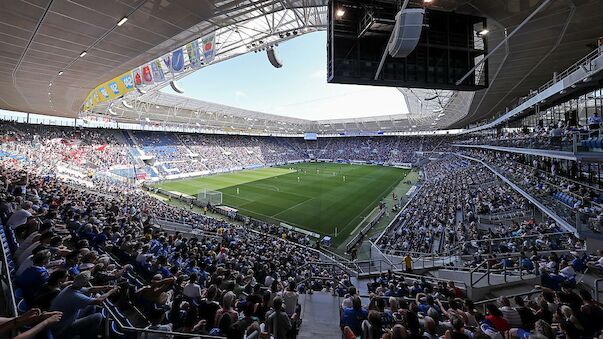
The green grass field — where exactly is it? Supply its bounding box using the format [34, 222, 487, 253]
[154, 163, 409, 242]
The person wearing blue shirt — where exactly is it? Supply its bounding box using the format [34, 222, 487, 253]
[416, 294, 441, 316]
[16, 250, 50, 302]
[340, 296, 368, 337]
[410, 281, 423, 296]
[521, 256, 534, 272]
[49, 271, 120, 339]
[64, 251, 81, 278]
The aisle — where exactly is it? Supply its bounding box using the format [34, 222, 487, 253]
[297, 292, 343, 339]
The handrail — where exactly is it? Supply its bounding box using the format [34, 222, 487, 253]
[455, 153, 576, 234]
[468, 254, 544, 288]
[538, 47, 601, 93]
[473, 288, 543, 313]
[478, 210, 532, 223]
[392, 270, 468, 291]
[455, 231, 572, 251]
[369, 240, 397, 270]
[470, 259, 491, 287]
[461, 46, 603, 134]
[595, 278, 603, 303]
[0, 228, 18, 319]
[102, 301, 225, 338]
[495, 155, 601, 201]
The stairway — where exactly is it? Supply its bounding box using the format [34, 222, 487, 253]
[297, 292, 342, 339]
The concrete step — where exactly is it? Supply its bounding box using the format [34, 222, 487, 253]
[297, 292, 342, 339]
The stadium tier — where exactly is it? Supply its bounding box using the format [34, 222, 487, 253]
[1, 1, 603, 339]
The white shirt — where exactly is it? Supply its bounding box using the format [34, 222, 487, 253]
[183, 282, 202, 299]
[7, 209, 32, 229]
[559, 266, 575, 278]
[281, 291, 298, 316]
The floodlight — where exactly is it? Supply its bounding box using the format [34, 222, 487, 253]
[117, 17, 128, 26]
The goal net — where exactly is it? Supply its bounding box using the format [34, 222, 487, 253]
[197, 189, 223, 205]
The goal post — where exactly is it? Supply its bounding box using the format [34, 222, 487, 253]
[197, 189, 223, 205]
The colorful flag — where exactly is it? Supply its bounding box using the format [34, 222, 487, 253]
[186, 42, 195, 67]
[192, 40, 202, 65]
[142, 64, 153, 84]
[162, 55, 171, 71]
[98, 87, 109, 99]
[172, 48, 184, 72]
[133, 67, 142, 86]
[151, 60, 165, 82]
[201, 34, 215, 64]
[108, 81, 120, 95]
[121, 73, 134, 89]
[187, 40, 202, 68]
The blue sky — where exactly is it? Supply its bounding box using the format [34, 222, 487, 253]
[162, 32, 408, 120]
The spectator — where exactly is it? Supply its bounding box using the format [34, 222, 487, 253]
[49, 271, 120, 339]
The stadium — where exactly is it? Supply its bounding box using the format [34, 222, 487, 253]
[0, 0, 603, 338]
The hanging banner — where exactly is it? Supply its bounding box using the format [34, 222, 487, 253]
[81, 71, 136, 111]
[201, 33, 216, 64]
[133, 67, 142, 86]
[172, 48, 184, 72]
[162, 55, 171, 72]
[186, 41, 201, 68]
[151, 60, 165, 82]
[120, 73, 134, 90]
[98, 86, 110, 99]
[142, 64, 153, 84]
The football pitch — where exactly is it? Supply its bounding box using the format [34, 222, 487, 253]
[154, 162, 409, 243]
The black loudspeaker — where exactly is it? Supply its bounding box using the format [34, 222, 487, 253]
[388, 8, 425, 58]
[266, 47, 283, 68]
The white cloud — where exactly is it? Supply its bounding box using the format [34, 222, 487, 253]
[309, 69, 327, 79]
[263, 84, 407, 120]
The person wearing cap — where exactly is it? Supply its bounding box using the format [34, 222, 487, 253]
[49, 271, 120, 339]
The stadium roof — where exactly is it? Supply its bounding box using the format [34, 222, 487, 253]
[1, 0, 602, 134]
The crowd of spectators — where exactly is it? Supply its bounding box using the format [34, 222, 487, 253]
[340, 270, 603, 339]
[0, 122, 449, 181]
[296, 136, 448, 164]
[0, 122, 133, 173]
[0, 156, 347, 338]
[457, 148, 603, 233]
[379, 157, 527, 255]
[456, 117, 602, 151]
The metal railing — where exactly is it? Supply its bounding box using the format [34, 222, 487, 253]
[537, 46, 602, 94]
[463, 46, 603, 133]
[0, 227, 18, 337]
[477, 209, 532, 222]
[473, 288, 543, 313]
[102, 302, 227, 339]
[392, 271, 468, 292]
[452, 231, 573, 256]
[595, 278, 603, 303]
[355, 258, 398, 275]
[295, 261, 352, 290]
[468, 259, 526, 288]
[381, 249, 459, 269]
